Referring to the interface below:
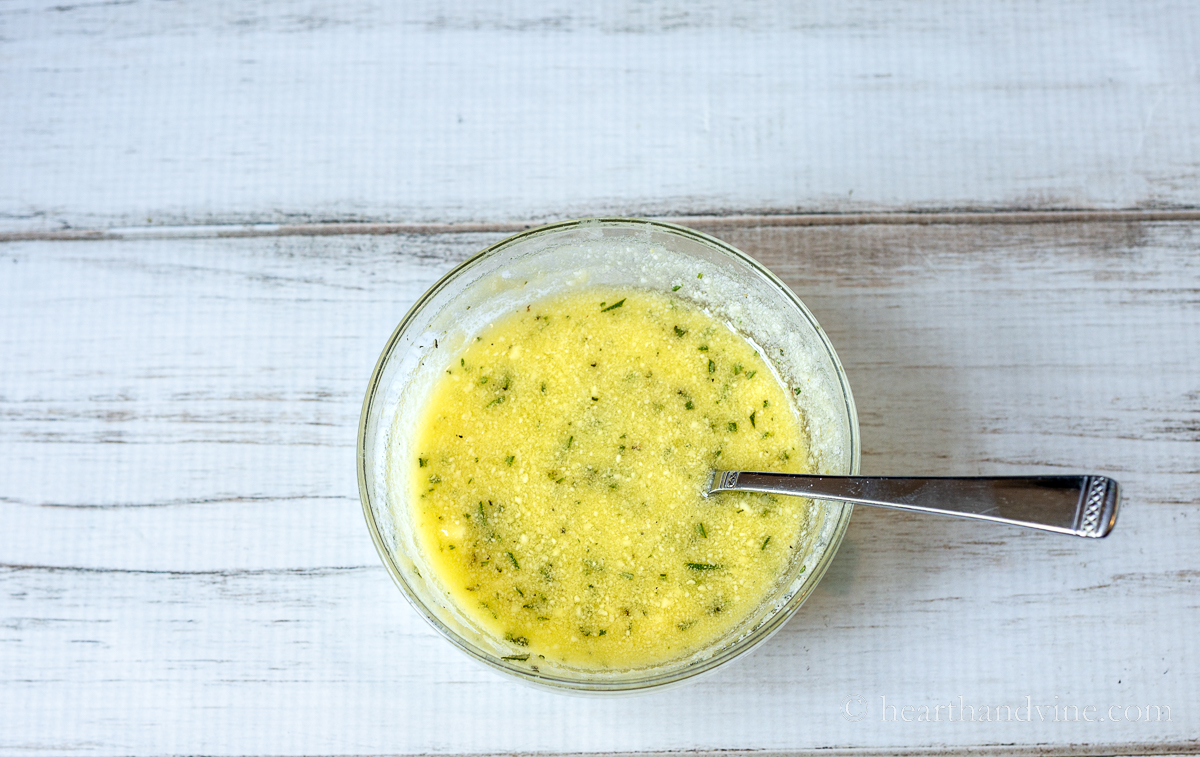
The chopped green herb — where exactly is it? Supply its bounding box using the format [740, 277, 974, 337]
[673, 325, 687, 337]
[418, 458, 428, 467]
[798, 565, 806, 574]
[708, 359, 716, 373]
[685, 399, 695, 410]
[733, 364, 743, 375]
[619, 572, 634, 580]
[698, 345, 709, 351]
[480, 376, 488, 384]
[601, 298, 626, 312]
[728, 422, 737, 432]
[505, 455, 515, 466]
[696, 522, 707, 538]
[763, 400, 770, 408]
[749, 411, 756, 428]
[761, 535, 771, 550]
[672, 284, 682, 291]
[540, 381, 547, 393]
[686, 562, 722, 571]
[429, 474, 441, 483]
[746, 370, 757, 378]
[794, 387, 802, 396]
[507, 551, 520, 569]
[566, 435, 573, 449]
[697, 272, 703, 279]
[502, 653, 530, 661]
[487, 395, 505, 407]
[505, 633, 529, 646]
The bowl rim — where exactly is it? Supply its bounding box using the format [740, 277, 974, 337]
[357, 217, 860, 693]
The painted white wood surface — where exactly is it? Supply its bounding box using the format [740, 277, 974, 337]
[2, 221, 1198, 755]
[3, 0, 1200, 233]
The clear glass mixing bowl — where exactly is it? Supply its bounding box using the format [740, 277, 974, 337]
[358, 218, 859, 693]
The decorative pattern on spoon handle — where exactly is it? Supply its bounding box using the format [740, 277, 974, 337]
[1076, 475, 1117, 537]
[717, 471, 739, 490]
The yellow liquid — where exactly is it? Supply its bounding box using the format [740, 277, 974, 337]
[410, 287, 810, 669]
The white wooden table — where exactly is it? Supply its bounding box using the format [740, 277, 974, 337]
[2, 2, 1199, 755]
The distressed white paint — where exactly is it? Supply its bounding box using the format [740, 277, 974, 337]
[1, 222, 1197, 755]
[2, 0, 1199, 232]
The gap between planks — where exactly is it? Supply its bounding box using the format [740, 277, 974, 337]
[190, 747, 1200, 757]
[5, 209, 1200, 243]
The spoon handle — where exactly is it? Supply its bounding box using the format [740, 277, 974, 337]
[707, 471, 1120, 538]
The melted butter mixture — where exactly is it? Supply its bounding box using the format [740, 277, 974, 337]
[410, 287, 811, 669]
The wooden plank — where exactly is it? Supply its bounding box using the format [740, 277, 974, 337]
[7, 210, 1200, 245]
[3, 0, 1199, 232]
[1, 222, 1198, 754]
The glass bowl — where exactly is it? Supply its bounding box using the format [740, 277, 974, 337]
[358, 218, 859, 693]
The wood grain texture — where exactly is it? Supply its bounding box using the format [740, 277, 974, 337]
[2, 221, 1198, 755]
[3, 0, 1199, 232]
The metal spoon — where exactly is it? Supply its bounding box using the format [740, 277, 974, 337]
[706, 471, 1120, 538]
